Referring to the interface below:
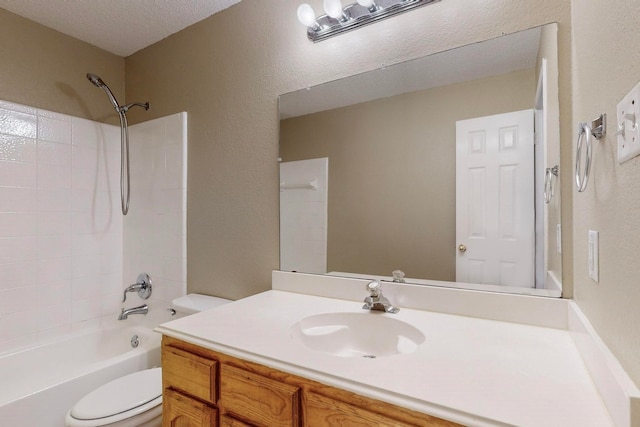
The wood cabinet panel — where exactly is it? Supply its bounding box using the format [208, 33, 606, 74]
[220, 364, 300, 426]
[304, 391, 416, 427]
[163, 345, 218, 404]
[163, 388, 218, 427]
[162, 337, 464, 427]
[219, 414, 253, 427]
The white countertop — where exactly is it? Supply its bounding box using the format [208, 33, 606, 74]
[156, 290, 614, 427]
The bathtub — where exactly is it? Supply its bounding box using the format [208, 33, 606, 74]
[0, 320, 163, 427]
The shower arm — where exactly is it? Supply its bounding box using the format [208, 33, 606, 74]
[120, 102, 150, 113]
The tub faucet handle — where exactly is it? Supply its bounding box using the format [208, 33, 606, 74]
[123, 273, 152, 302]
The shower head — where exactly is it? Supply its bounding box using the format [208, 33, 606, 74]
[86, 72, 121, 112]
[86, 73, 105, 88]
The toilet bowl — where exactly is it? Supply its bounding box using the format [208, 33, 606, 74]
[65, 368, 162, 427]
[66, 294, 230, 427]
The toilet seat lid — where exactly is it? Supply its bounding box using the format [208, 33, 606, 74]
[70, 367, 162, 420]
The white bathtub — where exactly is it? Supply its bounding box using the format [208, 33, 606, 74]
[0, 320, 163, 427]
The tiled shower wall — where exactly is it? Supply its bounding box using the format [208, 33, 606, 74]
[0, 100, 187, 354]
[124, 113, 187, 310]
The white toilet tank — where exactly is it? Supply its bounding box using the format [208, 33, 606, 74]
[171, 293, 231, 317]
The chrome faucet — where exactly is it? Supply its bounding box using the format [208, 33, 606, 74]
[118, 304, 149, 320]
[123, 273, 152, 302]
[363, 281, 399, 313]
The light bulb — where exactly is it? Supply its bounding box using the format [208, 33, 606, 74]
[297, 4, 317, 27]
[356, 0, 378, 12]
[323, 0, 345, 20]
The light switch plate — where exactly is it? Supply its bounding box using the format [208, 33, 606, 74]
[588, 230, 599, 282]
[556, 224, 562, 254]
[617, 81, 640, 163]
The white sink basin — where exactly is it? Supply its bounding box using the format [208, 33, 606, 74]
[290, 312, 425, 358]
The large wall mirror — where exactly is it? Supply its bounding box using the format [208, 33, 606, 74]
[278, 23, 562, 297]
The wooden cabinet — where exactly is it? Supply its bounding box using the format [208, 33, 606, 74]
[163, 388, 217, 427]
[162, 336, 463, 427]
[220, 364, 300, 426]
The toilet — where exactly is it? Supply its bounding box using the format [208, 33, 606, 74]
[65, 294, 230, 427]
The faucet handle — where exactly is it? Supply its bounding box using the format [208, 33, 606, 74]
[123, 273, 152, 302]
[366, 280, 381, 297]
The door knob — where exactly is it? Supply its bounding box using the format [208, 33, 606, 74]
[458, 244, 467, 253]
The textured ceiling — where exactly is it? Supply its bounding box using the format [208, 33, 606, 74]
[0, 0, 242, 57]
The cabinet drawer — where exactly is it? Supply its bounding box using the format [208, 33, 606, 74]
[163, 388, 218, 427]
[163, 345, 218, 404]
[305, 391, 417, 427]
[220, 364, 300, 426]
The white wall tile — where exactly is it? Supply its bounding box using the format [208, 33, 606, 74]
[0, 109, 37, 138]
[0, 100, 185, 354]
[0, 187, 37, 212]
[0, 237, 37, 263]
[71, 117, 100, 148]
[71, 298, 101, 323]
[37, 188, 72, 212]
[38, 117, 72, 144]
[38, 140, 72, 167]
[37, 234, 71, 260]
[37, 303, 71, 330]
[0, 309, 40, 342]
[37, 211, 71, 236]
[37, 108, 71, 122]
[38, 281, 71, 307]
[124, 113, 187, 307]
[71, 275, 101, 301]
[37, 163, 71, 189]
[0, 261, 36, 289]
[37, 257, 72, 284]
[72, 235, 101, 257]
[0, 134, 37, 163]
[71, 144, 97, 168]
[0, 100, 37, 115]
[0, 213, 37, 238]
[0, 160, 37, 187]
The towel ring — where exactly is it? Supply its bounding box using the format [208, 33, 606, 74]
[544, 165, 559, 204]
[575, 122, 593, 192]
[575, 114, 606, 193]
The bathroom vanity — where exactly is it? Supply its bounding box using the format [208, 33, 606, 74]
[162, 335, 459, 426]
[156, 272, 633, 427]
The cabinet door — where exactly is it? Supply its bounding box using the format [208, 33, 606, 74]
[220, 364, 300, 426]
[305, 391, 418, 427]
[163, 388, 218, 427]
[219, 414, 253, 427]
[163, 345, 219, 404]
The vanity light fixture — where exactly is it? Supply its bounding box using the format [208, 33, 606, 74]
[297, 0, 440, 42]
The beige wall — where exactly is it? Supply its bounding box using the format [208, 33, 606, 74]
[0, 8, 124, 124]
[125, 0, 572, 300]
[280, 69, 535, 280]
[6, 0, 640, 390]
[572, 0, 640, 386]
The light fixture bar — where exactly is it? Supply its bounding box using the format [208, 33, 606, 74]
[303, 0, 440, 42]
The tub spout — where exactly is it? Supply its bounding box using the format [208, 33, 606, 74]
[118, 304, 148, 320]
